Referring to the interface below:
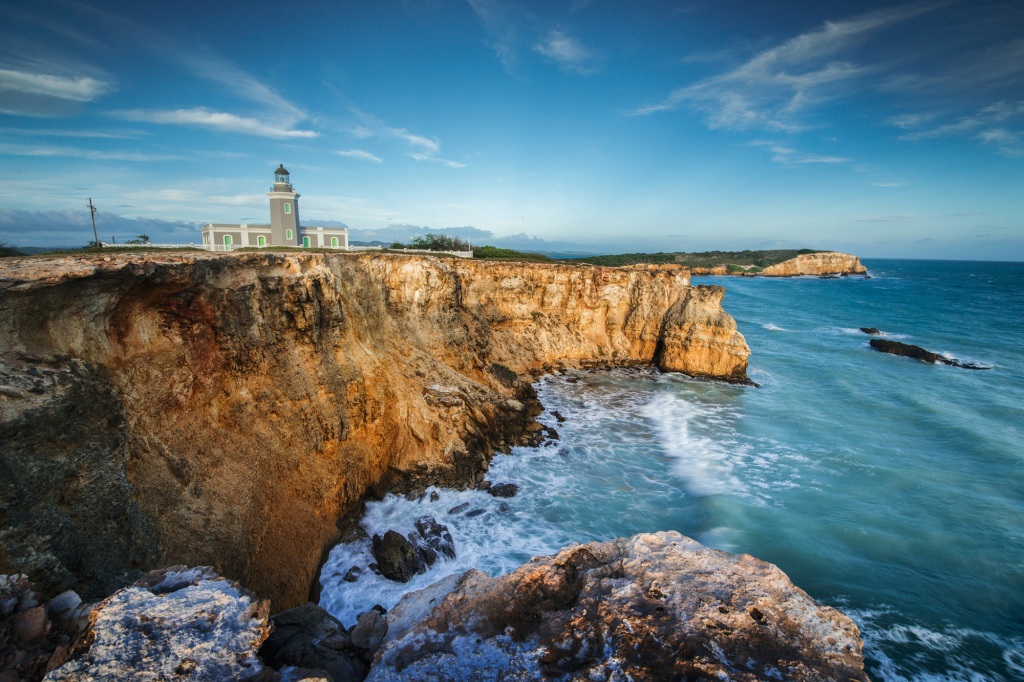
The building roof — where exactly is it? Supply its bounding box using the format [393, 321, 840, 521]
[275, 164, 289, 175]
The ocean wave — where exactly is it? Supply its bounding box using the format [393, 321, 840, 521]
[762, 323, 786, 331]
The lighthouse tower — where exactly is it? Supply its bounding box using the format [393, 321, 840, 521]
[267, 164, 300, 246]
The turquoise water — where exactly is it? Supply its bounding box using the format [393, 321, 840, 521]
[321, 259, 1024, 680]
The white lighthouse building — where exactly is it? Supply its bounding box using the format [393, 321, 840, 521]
[201, 165, 349, 251]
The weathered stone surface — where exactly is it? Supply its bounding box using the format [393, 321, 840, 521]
[0, 252, 748, 609]
[259, 602, 367, 682]
[45, 566, 270, 681]
[369, 532, 870, 682]
[655, 285, 752, 382]
[350, 609, 388, 653]
[760, 252, 868, 277]
[869, 338, 990, 370]
[413, 516, 456, 562]
[0, 352, 158, 600]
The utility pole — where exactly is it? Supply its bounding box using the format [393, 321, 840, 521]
[87, 198, 99, 248]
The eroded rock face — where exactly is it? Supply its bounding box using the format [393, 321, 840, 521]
[760, 252, 868, 277]
[44, 566, 270, 681]
[371, 532, 870, 682]
[0, 252, 748, 609]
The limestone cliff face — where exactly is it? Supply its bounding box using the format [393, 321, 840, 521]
[759, 251, 867, 277]
[0, 252, 749, 609]
[689, 251, 867, 277]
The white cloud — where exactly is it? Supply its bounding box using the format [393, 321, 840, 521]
[534, 29, 598, 74]
[410, 153, 467, 169]
[336, 149, 383, 163]
[752, 140, 849, 165]
[0, 142, 178, 161]
[894, 100, 1024, 156]
[0, 67, 111, 101]
[872, 181, 907, 188]
[630, 4, 937, 131]
[114, 108, 318, 139]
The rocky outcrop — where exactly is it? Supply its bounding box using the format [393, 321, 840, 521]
[759, 252, 867, 277]
[371, 531, 870, 681]
[0, 252, 749, 610]
[869, 339, 990, 369]
[44, 566, 270, 681]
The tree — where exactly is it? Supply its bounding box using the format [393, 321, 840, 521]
[125, 234, 151, 245]
[0, 240, 19, 257]
[409, 234, 470, 252]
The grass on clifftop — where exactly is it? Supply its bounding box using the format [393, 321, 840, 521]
[571, 249, 821, 268]
[472, 245, 554, 262]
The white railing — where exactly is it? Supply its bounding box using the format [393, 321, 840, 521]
[101, 243, 473, 258]
[389, 248, 474, 258]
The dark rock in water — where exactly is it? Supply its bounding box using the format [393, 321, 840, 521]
[372, 531, 423, 583]
[488, 483, 520, 499]
[448, 502, 470, 515]
[859, 327, 882, 335]
[551, 410, 567, 423]
[465, 509, 486, 518]
[429, 491, 440, 502]
[343, 566, 361, 583]
[259, 602, 368, 681]
[414, 516, 456, 562]
[869, 339, 990, 370]
[497, 502, 511, 513]
[477, 480, 492, 491]
[544, 425, 560, 441]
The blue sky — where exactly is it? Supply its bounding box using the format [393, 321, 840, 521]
[1, 0, 1022, 259]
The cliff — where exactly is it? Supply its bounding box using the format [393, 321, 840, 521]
[0, 251, 749, 610]
[690, 251, 868, 277]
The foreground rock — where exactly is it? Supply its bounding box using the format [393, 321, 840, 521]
[1, 575, 91, 681]
[0, 252, 748, 609]
[869, 339, 990, 369]
[371, 532, 869, 681]
[259, 603, 370, 681]
[45, 566, 270, 681]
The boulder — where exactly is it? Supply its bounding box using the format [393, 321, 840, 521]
[350, 609, 388, 653]
[259, 602, 368, 682]
[859, 327, 881, 335]
[371, 531, 423, 583]
[368, 532, 870, 681]
[487, 483, 519, 499]
[45, 566, 270, 681]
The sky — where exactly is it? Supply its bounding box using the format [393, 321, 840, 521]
[1, 0, 1022, 259]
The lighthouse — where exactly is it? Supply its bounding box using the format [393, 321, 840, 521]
[267, 164, 300, 246]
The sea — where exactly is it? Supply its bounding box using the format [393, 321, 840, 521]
[319, 259, 1024, 681]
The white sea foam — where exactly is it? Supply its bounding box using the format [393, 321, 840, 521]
[762, 323, 786, 331]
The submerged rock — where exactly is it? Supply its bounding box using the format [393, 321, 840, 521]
[372, 518, 457, 584]
[45, 566, 270, 681]
[369, 531, 870, 681]
[487, 482, 520, 499]
[869, 339, 990, 370]
[859, 327, 882, 335]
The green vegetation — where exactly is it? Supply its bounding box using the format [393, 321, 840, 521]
[0, 241, 19, 257]
[490, 362, 518, 387]
[571, 249, 820, 269]
[472, 245, 553, 262]
[408, 234, 471, 251]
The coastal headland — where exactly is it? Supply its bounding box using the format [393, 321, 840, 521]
[0, 250, 750, 611]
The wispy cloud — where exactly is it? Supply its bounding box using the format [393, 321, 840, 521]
[894, 100, 1024, 156]
[410, 153, 467, 169]
[336, 149, 383, 163]
[630, 4, 937, 131]
[113, 108, 318, 139]
[753, 140, 849, 165]
[348, 108, 462, 168]
[0, 67, 111, 102]
[465, 0, 524, 71]
[534, 29, 599, 74]
[0, 127, 141, 139]
[0, 142, 179, 161]
[872, 181, 907, 188]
